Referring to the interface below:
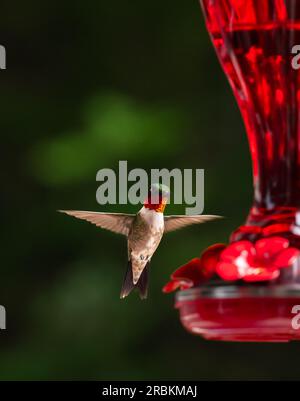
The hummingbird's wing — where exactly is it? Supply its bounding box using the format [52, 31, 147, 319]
[164, 215, 222, 233]
[59, 210, 135, 236]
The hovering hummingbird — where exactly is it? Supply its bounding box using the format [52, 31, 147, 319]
[59, 184, 221, 299]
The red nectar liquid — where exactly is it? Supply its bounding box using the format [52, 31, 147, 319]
[201, 0, 300, 245]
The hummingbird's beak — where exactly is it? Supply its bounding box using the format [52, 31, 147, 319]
[162, 196, 169, 205]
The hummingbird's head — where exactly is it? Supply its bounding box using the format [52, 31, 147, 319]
[144, 183, 170, 213]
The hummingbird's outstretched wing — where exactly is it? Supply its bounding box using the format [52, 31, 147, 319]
[164, 215, 222, 233]
[59, 210, 135, 236]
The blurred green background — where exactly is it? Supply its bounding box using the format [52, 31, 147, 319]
[1, 0, 300, 380]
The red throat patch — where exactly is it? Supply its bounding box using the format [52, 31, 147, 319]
[144, 198, 167, 213]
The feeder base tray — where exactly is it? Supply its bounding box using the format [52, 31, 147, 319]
[175, 285, 300, 342]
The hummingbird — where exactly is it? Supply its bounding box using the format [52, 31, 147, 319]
[59, 184, 221, 299]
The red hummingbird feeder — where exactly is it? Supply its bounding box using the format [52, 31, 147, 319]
[167, 0, 300, 342]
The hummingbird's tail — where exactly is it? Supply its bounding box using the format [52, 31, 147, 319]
[120, 261, 149, 300]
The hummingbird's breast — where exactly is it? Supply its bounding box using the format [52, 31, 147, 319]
[128, 207, 164, 284]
